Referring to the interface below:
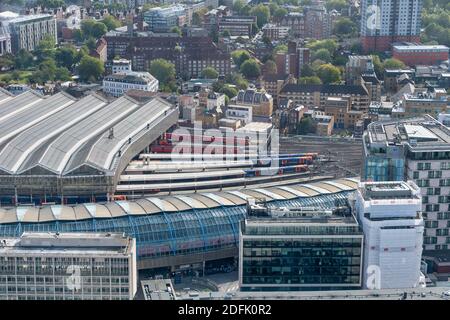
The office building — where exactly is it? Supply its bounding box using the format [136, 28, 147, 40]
[279, 84, 370, 112]
[218, 16, 257, 37]
[363, 116, 450, 251]
[345, 55, 375, 85]
[261, 24, 290, 40]
[105, 32, 231, 78]
[0, 232, 137, 300]
[392, 44, 450, 67]
[0, 26, 11, 56]
[360, 0, 423, 52]
[0, 13, 57, 53]
[355, 181, 425, 289]
[143, 5, 186, 32]
[103, 71, 159, 97]
[239, 198, 364, 291]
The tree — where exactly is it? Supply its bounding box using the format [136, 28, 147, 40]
[298, 76, 322, 85]
[297, 117, 315, 135]
[55, 45, 79, 70]
[274, 7, 288, 18]
[316, 64, 341, 84]
[325, 0, 348, 11]
[307, 39, 338, 54]
[240, 59, 261, 79]
[263, 60, 277, 75]
[192, 12, 202, 26]
[226, 72, 248, 90]
[36, 0, 64, 8]
[35, 35, 56, 62]
[0, 54, 15, 70]
[170, 26, 182, 36]
[84, 37, 98, 51]
[300, 64, 315, 77]
[333, 17, 357, 37]
[221, 29, 231, 38]
[233, 0, 246, 14]
[149, 58, 176, 86]
[81, 20, 108, 40]
[101, 15, 122, 31]
[312, 48, 332, 63]
[14, 49, 34, 69]
[221, 85, 238, 99]
[231, 50, 251, 68]
[273, 44, 288, 54]
[250, 4, 270, 28]
[201, 67, 219, 79]
[78, 55, 104, 82]
[372, 55, 384, 78]
[383, 58, 406, 70]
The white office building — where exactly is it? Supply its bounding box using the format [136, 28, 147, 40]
[355, 181, 425, 290]
[103, 71, 159, 97]
[0, 232, 137, 300]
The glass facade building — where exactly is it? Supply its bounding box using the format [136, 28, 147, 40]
[0, 184, 356, 270]
[239, 203, 364, 291]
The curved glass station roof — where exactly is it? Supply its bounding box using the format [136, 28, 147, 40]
[0, 178, 359, 262]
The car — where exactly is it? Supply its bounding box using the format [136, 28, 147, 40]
[443, 290, 450, 297]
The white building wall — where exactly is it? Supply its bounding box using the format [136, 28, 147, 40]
[356, 181, 424, 290]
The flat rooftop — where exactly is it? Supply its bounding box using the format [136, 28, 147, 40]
[0, 232, 133, 256]
[393, 44, 449, 52]
[366, 115, 450, 151]
[359, 181, 420, 200]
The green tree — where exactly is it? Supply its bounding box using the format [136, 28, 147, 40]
[101, 15, 122, 31]
[14, 49, 34, 69]
[149, 58, 176, 86]
[233, 0, 246, 14]
[240, 59, 261, 79]
[36, 0, 64, 8]
[300, 64, 316, 77]
[250, 4, 271, 28]
[170, 26, 182, 36]
[201, 66, 219, 79]
[307, 39, 338, 54]
[297, 117, 315, 135]
[0, 54, 15, 70]
[372, 55, 384, 78]
[225, 73, 249, 90]
[55, 45, 79, 70]
[231, 50, 251, 68]
[78, 55, 104, 82]
[383, 58, 406, 70]
[35, 35, 56, 62]
[221, 29, 231, 37]
[274, 7, 288, 18]
[221, 85, 238, 99]
[312, 48, 332, 63]
[298, 76, 322, 85]
[84, 37, 98, 51]
[81, 20, 108, 40]
[333, 17, 357, 36]
[273, 44, 288, 54]
[316, 64, 341, 84]
[263, 60, 277, 74]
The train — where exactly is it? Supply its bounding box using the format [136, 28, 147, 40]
[150, 144, 246, 154]
[164, 132, 250, 146]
